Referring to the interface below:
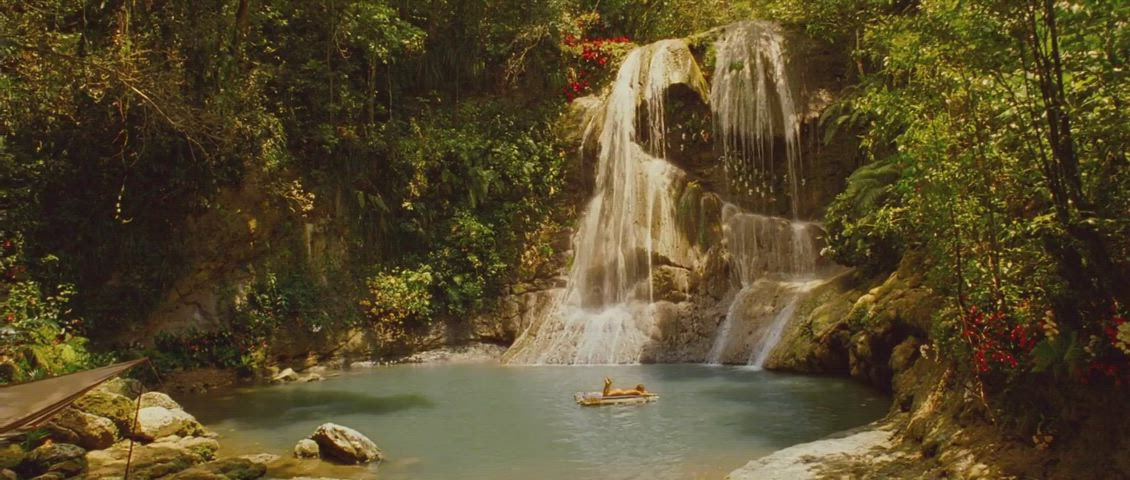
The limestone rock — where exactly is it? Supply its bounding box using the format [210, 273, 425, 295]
[133, 406, 205, 441]
[86, 436, 219, 479]
[72, 390, 136, 435]
[139, 391, 183, 410]
[308, 423, 382, 464]
[45, 408, 119, 450]
[293, 439, 319, 459]
[272, 368, 299, 383]
[18, 443, 86, 479]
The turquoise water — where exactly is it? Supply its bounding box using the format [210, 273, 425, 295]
[179, 364, 888, 480]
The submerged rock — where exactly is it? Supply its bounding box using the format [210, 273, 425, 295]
[308, 423, 382, 464]
[239, 453, 280, 467]
[293, 439, 319, 459]
[167, 457, 266, 480]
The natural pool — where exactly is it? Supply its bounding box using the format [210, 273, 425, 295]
[179, 364, 888, 480]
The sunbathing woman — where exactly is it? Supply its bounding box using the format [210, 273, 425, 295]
[602, 377, 647, 397]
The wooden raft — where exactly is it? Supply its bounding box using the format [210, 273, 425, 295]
[574, 391, 659, 406]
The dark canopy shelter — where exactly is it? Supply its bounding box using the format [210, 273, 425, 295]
[0, 358, 147, 438]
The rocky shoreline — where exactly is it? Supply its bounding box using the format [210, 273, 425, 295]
[0, 345, 501, 480]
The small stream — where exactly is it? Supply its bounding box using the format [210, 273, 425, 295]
[179, 364, 887, 480]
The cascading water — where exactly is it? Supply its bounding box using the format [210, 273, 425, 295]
[504, 40, 709, 364]
[712, 21, 803, 219]
[700, 21, 845, 367]
[706, 204, 829, 365]
[505, 21, 844, 367]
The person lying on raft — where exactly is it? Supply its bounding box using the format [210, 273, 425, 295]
[602, 377, 648, 397]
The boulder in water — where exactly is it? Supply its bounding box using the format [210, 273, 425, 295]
[308, 423, 382, 464]
[45, 408, 119, 450]
[293, 439, 319, 459]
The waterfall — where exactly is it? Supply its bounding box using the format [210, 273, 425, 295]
[705, 204, 831, 365]
[503, 40, 708, 365]
[504, 22, 841, 367]
[712, 21, 803, 219]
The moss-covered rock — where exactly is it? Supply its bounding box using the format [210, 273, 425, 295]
[0, 444, 25, 470]
[17, 443, 86, 479]
[96, 377, 144, 400]
[766, 255, 940, 392]
[72, 390, 136, 436]
[86, 436, 219, 479]
[45, 408, 119, 450]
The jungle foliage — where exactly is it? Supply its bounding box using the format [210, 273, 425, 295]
[781, 0, 1129, 405]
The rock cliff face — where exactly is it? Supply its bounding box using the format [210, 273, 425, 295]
[502, 21, 863, 365]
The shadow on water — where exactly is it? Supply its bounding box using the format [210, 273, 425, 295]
[186, 388, 435, 427]
[698, 381, 888, 444]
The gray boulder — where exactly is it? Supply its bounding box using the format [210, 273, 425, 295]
[308, 423, 382, 464]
